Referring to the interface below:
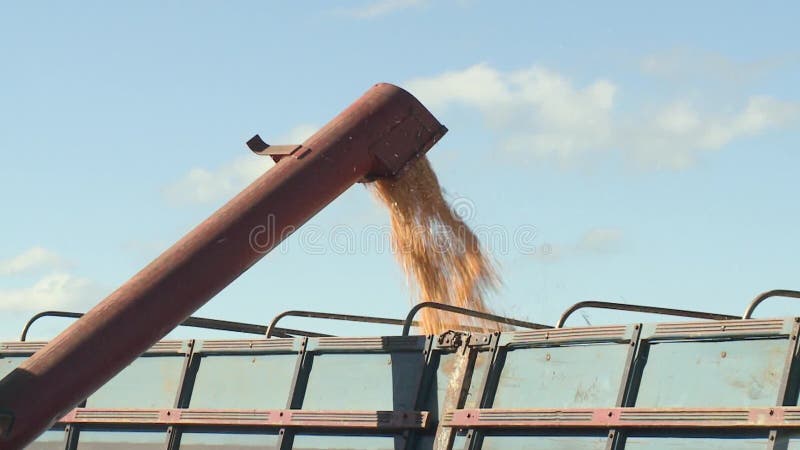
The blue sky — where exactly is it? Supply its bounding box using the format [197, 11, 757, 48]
[1, 1, 799, 341]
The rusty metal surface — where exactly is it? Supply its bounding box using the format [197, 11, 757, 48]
[0, 82, 446, 449]
[56, 408, 428, 430]
[444, 407, 800, 429]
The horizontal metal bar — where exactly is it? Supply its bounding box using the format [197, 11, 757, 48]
[557, 301, 739, 328]
[645, 317, 793, 340]
[444, 407, 800, 429]
[402, 302, 551, 336]
[743, 289, 800, 319]
[274, 327, 332, 338]
[309, 336, 426, 352]
[507, 325, 635, 347]
[194, 339, 297, 354]
[56, 408, 428, 430]
[1, 340, 190, 356]
[19, 310, 329, 341]
[266, 310, 415, 338]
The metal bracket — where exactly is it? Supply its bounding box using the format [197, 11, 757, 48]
[246, 134, 304, 163]
[437, 330, 467, 350]
[467, 333, 492, 348]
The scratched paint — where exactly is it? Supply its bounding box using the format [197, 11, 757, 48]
[635, 338, 788, 407]
[492, 344, 630, 408]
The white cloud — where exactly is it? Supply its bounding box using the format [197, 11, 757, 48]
[0, 272, 98, 312]
[341, 0, 427, 19]
[406, 63, 800, 170]
[534, 228, 624, 262]
[0, 247, 101, 313]
[576, 228, 624, 254]
[281, 124, 320, 144]
[640, 48, 797, 84]
[163, 124, 317, 205]
[625, 96, 799, 169]
[0, 246, 66, 276]
[406, 64, 513, 110]
[163, 155, 274, 205]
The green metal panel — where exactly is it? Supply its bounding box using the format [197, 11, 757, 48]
[302, 352, 424, 410]
[493, 343, 630, 408]
[291, 434, 401, 449]
[76, 431, 166, 449]
[10, 314, 800, 450]
[0, 356, 24, 380]
[179, 431, 279, 449]
[424, 350, 489, 418]
[26, 430, 65, 450]
[87, 355, 185, 408]
[189, 353, 297, 408]
[464, 351, 491, 409]
[786, 433, 800, 449]
[480, 434, 608, 449]
[635, 338, 789, 407]
[623, 436, 767, 449]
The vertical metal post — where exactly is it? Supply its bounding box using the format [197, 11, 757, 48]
[433, 338, 480, 450]
[766, 318, 800, 450]
[277, 337, 310, 450]
[606, 324, 642, 450]
[166, 340, 196, 450]
[463, 332, 502, 450]
[403, 335, 435, 450]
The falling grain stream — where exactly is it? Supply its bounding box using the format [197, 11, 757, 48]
[369, 156, 502, 335]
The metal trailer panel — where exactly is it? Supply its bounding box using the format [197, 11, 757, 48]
[5, 315, 800, 449]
